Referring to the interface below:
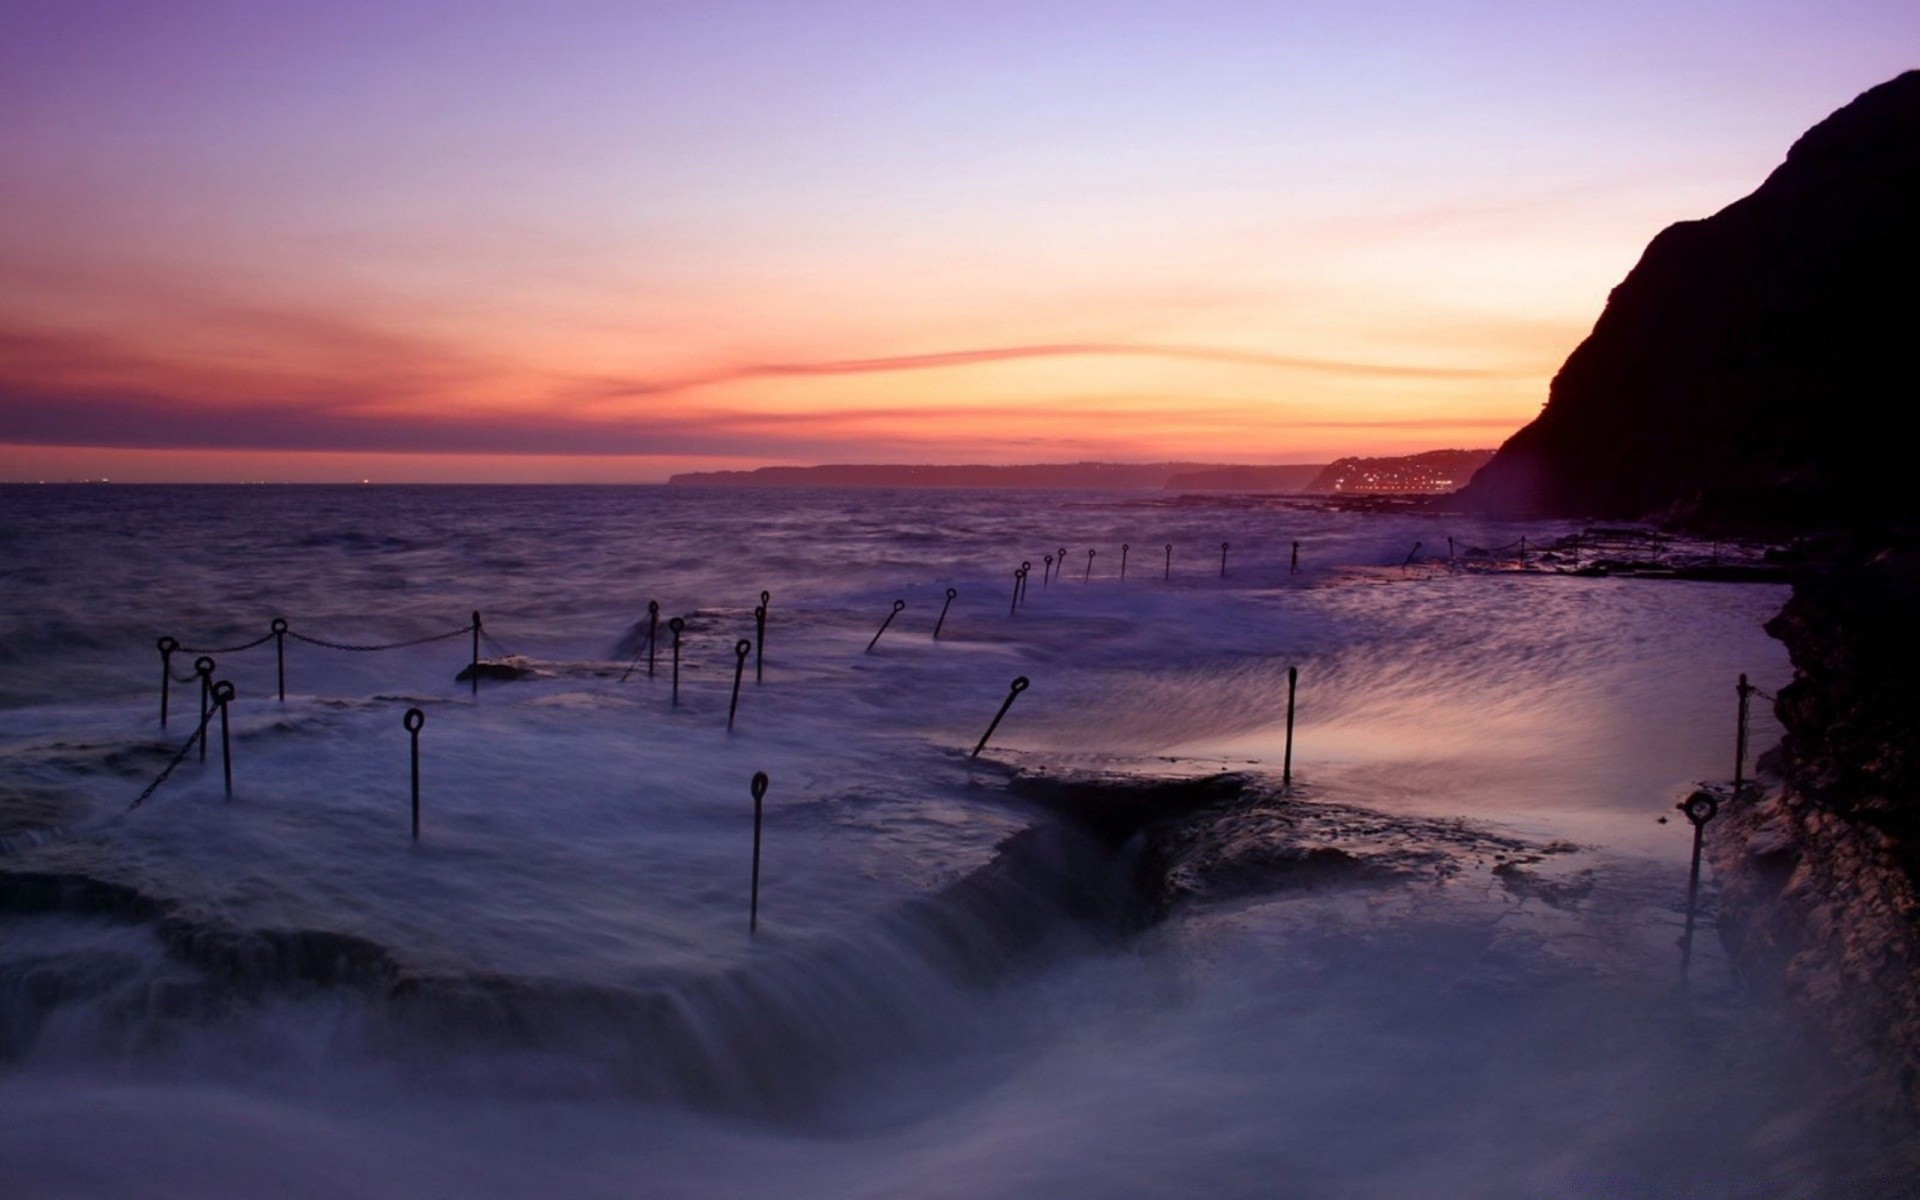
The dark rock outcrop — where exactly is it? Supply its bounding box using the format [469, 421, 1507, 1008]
[1710, 563, 1920, 1114]
[1459, 71, 1920, 528]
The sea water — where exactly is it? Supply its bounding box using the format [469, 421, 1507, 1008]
[0, 485, 1882, 1196]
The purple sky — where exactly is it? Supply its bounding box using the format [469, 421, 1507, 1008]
[3, 1, 1915, 480]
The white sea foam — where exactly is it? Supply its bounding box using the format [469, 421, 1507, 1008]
[2, 484, 1864, 1197]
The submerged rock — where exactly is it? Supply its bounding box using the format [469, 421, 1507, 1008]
[454, 657, 541, 683]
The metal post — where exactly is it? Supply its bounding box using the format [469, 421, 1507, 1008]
[1019, 562, 1031, 606]
[1447, 537, 1455, 569]
[647, 600, 660, 679]
[935, 587, 957, 639]
[1164, 543, 1172, 581]
[1085, 548, 1095, 582]
[755, 591, 769, 682]
[1734, 674, 1751, 797]
[867, 600, 906, 652]
[669, 617, 685, 706]
[1043, 554, 1053, 589]
[971, 676, 1030, 758]
[195, 656, 215, 762]
[1677, 791, 1718, 978]
[728, 639, 751, 732]
[749, 771, 768, 935]
[404, 708, 425, 840]
[1283, 665, 1298, 791]
[1220, 541, 1228, 578]
[470, 611, 482, 697]
[214, 680, 235, 798]
[1121, 543, 1130, 580]
[1290, 541, 1300, 575]
[272, 618, 288, 701]
[157, 637, 178, 728]
[1010, 570, 1022, 617]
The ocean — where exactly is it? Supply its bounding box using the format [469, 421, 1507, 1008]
[0, 484, 1875, 1196]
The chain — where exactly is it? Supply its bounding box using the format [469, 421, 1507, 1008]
[286, 623, 474, 653]
[177, 631, 275, 655]
[128, 706, 217, 811]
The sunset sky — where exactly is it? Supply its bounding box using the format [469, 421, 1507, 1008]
[2, 2, 1914, 482]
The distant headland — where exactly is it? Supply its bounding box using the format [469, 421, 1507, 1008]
[667, 451, 1491, 493]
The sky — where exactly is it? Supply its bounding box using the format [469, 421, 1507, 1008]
[1, 1, 1915, 482]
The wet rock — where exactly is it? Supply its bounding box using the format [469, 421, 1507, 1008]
[454, 657, 540, 683]
[1709, 564, 1920, 1119]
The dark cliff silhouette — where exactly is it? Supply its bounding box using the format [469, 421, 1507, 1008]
[1458, 71, 1920, 528]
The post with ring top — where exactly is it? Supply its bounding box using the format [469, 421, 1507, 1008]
[157, 636, 179, 728]
[1676, 789, 1719, 978]
[1121, 543, 1130, 580]
[1164, 543, 1172, 581]
[728, 639, 751, 732]
[404, 708, 425, 841]
[1220, 541, 1229, 578]
[971, 676, 1030, 759]
[1019, 561, 1031, 606]
[195, 656, 216, 762]
[272, 617, 289, 701]
[1043, 554, 1053, 589]
[214, 680, 236, 799]
[1085, 547, 1095, 582]
[1010, 569, 1023, 617]
[748, 771, 769, 935]
[867, 600, 906, 653]
[755, 591, 769, 682]
[935, 587, 957, 639]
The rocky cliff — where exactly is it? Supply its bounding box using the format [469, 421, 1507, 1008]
[1458, 71, 1920, 528]
[1710, 560, 1920, 1116]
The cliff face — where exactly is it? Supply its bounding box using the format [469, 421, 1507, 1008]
[1710, 565, 1920, 1113]
[1459, 71, 1920, 527]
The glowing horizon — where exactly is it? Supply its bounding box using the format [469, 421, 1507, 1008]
[3, 2, 1914, 482]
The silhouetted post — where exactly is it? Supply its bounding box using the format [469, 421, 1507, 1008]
[1009, 570, 1022, 617]
[1084, 548, 1096, 582]
[867, 600, 906, 652]
[748, 771, 768, 935]
[1164, 543, 1172, 581]
[1402, 542, 1422, 570]
[935, 587, 957, 639]
[1121, 543, 1130, 580]
[755, 591, 769, 682]
[1291, 540, 1300, 575]
[1677, 790, 1719, 978]
[669, 617, 685, 706]
[271, 618, 289, 701]
[728, 639, 751, 731]
[1019, 561, 1031, 606]
[404, 708, 425, 841]
[157, 636, 179, 728]
[470, 611, 482, 697]
[971, 676, 1030, 758]
[1733, 674, 1753, 797]
[647, 600, 660, 679]
[1447, 537, 1456, 569]
[1518, 537, 1528, 565]
[213, 680, 236, 799]
[195, 656, 216, 762]
[1043, 554, 1054, 589]
[1220, 541, 1229, 578]
[1057, 547, 1067, 575]
[1283, 665, 1298, 791]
